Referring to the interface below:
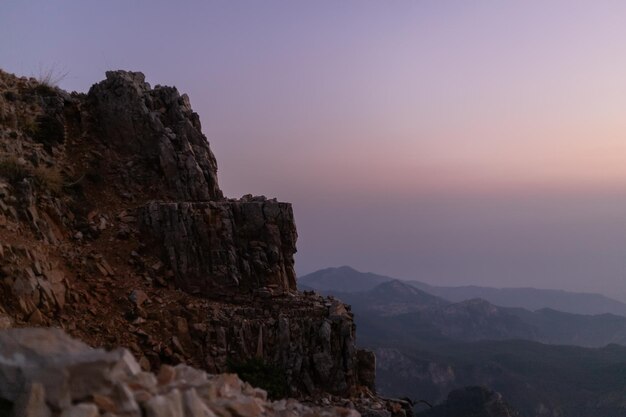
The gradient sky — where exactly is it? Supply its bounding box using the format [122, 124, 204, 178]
[3, 1, 626, 300]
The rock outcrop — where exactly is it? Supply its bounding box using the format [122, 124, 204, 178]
[86, 71, 297, 295]
[0, 69, 373, 401]
[139, 197, 297, 295]
[87, 71, 222, 202]
[0, 327, 361, 417]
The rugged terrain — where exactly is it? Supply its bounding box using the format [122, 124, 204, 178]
[0, 327, 366, 417]
[302, 270, 626, 417]
[0, 69, 387, 410]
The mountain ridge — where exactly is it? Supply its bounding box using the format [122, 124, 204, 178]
[300, 266, 626, 316]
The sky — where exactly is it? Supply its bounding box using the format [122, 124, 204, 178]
[3, 1, 626, 300]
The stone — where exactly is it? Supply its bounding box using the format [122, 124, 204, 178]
[0, 328, 139, 408]
[128, 290, 149, 308]
[111, 382, 140, 416]
[144, 389, 184, 417]
[183, 389, 218, 417]
[0, 315, 12, 329]
[173, 364, 209, 386]
[92, 393, 116, 413]
[60, 403, 99, 417]
[127, 371, 158, 393]
[157, 365, 176, 386]
[27, 309, 45, 325]
[12, 382, 51, 417]
[225, 397, 263, 417]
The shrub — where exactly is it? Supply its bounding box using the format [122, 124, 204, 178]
[0, 157, 64, 194]
[227, 357, 289, 399]
[35, 65, 68, 89]
[33, 165, 64, 194]
[0, 157, 29, 183]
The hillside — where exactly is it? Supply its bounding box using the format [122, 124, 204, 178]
[319, 281, 626, 416]
[410, 282, 626, 317]
[0, 69, 388, 408]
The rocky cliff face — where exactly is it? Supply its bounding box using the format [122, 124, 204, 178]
[87, 71, 222, 202]
[139, 198, 297, 295]
[0, 69, 374, 401]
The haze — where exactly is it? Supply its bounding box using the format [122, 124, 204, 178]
[3, 1, 626, 300]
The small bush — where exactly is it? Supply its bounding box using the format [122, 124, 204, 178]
[227, 357, 289, 399]
[35, 64, 68, 89]
[0, 157, 64, 194]
[33, 165, 64, 194]
[33, 84, 58, 97]
[30, 64, 68, 97]
[0, 157, 29, 183]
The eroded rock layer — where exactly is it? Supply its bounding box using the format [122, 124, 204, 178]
[0, 69, 371, 399]
[139, 198, 297, 295]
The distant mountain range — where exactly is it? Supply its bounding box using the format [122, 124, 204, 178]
[300, 266, 626, 316]
[299, 267, 626, 416]
[319, 278, 626, 348]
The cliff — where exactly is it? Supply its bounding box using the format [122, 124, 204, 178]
[0, 69, 378, 404]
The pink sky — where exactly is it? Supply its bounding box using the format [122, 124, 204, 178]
[3, 1, 626, 299]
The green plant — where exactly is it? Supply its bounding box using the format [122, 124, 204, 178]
[227, 357, 289, 399]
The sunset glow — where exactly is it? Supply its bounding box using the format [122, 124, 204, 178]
[4, 1, 626, 299]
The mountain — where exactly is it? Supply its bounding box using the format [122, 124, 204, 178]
[327, 280, 448, 315]
[321, 280, 626, 416]
[0, 69, 378, 399]
[373, 340, 626, 417]
[299, 265, 392, 292]
[410, 282, 626, 317]
[329, 279, 626, 347]
[300, 266, 626, 316]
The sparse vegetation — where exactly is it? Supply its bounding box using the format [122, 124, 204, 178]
[0, 156, 64, 193]
[227, 357, 289, 399]
[33, 164, 64, 194]
[0, 156, 29, 183]
[34, 64, 68, 90]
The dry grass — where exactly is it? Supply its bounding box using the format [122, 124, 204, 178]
[0, 156, 29, 183]
[0, 156, 64, 194]
[33, 165, 64, 194]
[35, 64, 68, 88]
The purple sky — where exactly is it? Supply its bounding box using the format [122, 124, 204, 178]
[3, 1, 626, 300]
